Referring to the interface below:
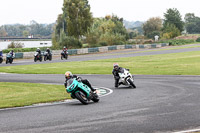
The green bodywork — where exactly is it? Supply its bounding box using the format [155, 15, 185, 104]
[66, 78, 91, 98]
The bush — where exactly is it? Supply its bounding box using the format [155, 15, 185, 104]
[7, 41, 24, 49]
[2, 47, 53, 54]
[99, 33, 125, 46]
[147, 31, 160, 39]
[98, 41, 107, 46]
[159, 39, 195, 46]
[196, 37, 200, 42]
[59, 36, 82, 49]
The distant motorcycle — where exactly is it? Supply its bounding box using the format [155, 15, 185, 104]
[44, 52, 52, 61]
[61, 50, 68, 60]
[6, 53, 14, 64]
[34, 52, 42, 62]
[0, 56, 3, 64]
[66, 78, 99, 105]
[118, 68, 136, 88]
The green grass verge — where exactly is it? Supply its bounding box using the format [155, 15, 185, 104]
[0, 50, 200, 75]
[0, 82, 70, 109]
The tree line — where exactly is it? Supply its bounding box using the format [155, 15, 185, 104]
[142, 8, 200, 40]
[0, 20, 54, 38]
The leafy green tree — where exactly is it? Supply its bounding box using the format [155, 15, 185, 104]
[143, 17, 162, 39]
[86, 15, 127, 46]
[1, 21, 54, 37]
[63, 0, 93, 38]
[184, 13, 200, 33]
[162, 23, 180, 39]
[163, 8, 184, 32]
[23, 30, 29, 37]
[0, 27, 7, 37]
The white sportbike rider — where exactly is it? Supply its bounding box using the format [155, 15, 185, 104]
[112, 63, 136, 88]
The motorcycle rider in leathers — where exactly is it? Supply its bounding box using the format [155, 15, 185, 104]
[112, 63, 124, 88]
[64, 71, 96, 92]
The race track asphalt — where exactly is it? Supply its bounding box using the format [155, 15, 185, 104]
[0, 44, 200, 133]
[0, 44, 200, 66]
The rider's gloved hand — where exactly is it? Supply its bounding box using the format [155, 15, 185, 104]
[77, 77, 82, 82]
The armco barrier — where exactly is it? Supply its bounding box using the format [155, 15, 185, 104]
[15, 53, 23, 59]
[161, 43, 167, 47]
[108, 46, 117, 50]
[151, 44, 157, 48]
[125, 45, 133, 49]
[14, 43, 169, 59]
[139, 45, 145, 48]
[117, 45, 125, 50]
[68, 49, 77, 55]
[88, 47, 99, 53]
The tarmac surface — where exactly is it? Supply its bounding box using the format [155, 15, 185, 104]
[0, 44, 200, 133]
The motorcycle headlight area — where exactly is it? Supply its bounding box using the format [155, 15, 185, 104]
[69, 84, 75, 90]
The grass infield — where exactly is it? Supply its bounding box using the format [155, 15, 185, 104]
[0, 50, 200, 75]
[0, 82, 70, 109]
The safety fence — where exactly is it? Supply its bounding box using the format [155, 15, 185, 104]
[2, 43, 169, 59]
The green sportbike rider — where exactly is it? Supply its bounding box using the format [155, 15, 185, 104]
[64, 71, 99, 105]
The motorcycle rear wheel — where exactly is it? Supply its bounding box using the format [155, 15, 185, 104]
[75, 91, 89, 105]
[91, 93, 99, 102]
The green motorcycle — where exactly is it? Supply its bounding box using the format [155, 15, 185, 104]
[66, 78, 99, 105]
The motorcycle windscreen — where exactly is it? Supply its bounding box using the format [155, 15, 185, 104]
[67, 79, 74, 87]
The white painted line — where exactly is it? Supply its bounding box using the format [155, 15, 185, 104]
[98, 87, 113, 97]
[173, 128, 200, 133]
[0, 87, 113, 111]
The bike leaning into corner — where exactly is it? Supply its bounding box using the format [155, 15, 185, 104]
[65, 71, 99, 105]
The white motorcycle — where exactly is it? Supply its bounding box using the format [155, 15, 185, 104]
[118, 68, 136, 88]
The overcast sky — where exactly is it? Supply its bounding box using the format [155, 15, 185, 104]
[0, 0, 199, 26]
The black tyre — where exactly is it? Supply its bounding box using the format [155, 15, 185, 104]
[75, 91, 88, 105]
[6, 59, 8, 64]
[0, 58, 3, 64]
[40, 57, 42, 62]
[44, 56, 47, 61]
[65, 54, 68, 60]
[49, 55, 52, 61]
[127, 78, 136, 88]
[91, 93, 99, 103]
[61, 55, 63, 60]
[34, 57, 37, 62]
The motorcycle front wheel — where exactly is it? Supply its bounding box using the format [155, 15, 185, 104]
[127, 78, 136, 88]
[44, 56, 47, 61]
[75, 91, 89, 105]
[34, 57, 37, 62]
[0, 58, 3, 64]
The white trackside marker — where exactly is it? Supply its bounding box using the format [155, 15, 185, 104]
[173, 128, 200, 133]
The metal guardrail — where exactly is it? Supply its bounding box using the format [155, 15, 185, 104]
[139, 45, 145, 48]
[15, 53, 23, 59]
[108, 46, 117, 50]
[88, 48, 99, 53]
[68, 49, 77, 55]
[125, 45, 133, 49]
